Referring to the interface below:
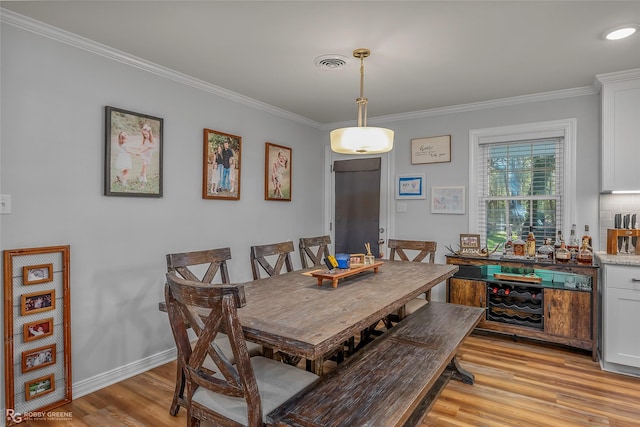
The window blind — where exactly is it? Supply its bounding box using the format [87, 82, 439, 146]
[477, 137, 564, 248]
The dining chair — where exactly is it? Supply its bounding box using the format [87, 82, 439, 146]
[249, 241, 295, 280]
[298, 235, 331, 268]
[166, 247, 262, 416]
[388, 239, 437, 318]
[165, 272, 319, 427]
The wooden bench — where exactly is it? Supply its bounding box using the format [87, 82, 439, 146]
[267, 301, 485, 427]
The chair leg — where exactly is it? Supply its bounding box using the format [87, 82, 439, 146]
[170, 361, 185, 416]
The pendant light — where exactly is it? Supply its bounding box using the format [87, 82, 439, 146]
[330, 48, 394, 154]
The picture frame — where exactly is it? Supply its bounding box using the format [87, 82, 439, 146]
[23, 264, 53, 285]
[104, 106, 163, 197]
[21, 290, 55, 316]
[431, 186, 466, 214]
[460, 234, 481, 254]
[25, 374, 55, 401]
[395, 174, 426, 199]
[22, 344, 56, 373]
[265, 142, 292, 201]
[23, 318, 54, 343]
[203, 129, 242, 200]
[4, 245, 72, 420]
[411, 135, 451, 165]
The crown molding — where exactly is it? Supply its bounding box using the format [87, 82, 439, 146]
[2, 8, 601, 132]
[594, 67, 640, 90]
[0, 8, 323, 129]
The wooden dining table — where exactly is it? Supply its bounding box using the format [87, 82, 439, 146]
[160, 260, 458, 375]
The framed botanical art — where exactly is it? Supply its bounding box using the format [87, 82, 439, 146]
[4, 245, 72, 421]
[411, 135, 451, 165]
[395, 174, 426, 199]
[265, 142, 292, 201]
[104, 106, 163, 197]
[203, 129, 241, 200]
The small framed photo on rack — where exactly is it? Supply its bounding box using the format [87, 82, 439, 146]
[21, 290, 55, 316]
[22, 344, 56, 373]
[395, 174, 426, 199]
[23, 318, 54, 343]
[25, 374, 55, 401]
[23, 264, 53, 285]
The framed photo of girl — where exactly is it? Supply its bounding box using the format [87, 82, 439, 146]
[265, 142, 291, 201]
[104, 106, 163, 197]
[203, 129, 241, 201]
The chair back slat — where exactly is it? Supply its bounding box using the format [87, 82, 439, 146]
[166, 247, 232, 284]
[250, 241, 295, 279]
[165, 272, 263, 424]
[388, 239, 436, 264]
[299, 235, 331, 268]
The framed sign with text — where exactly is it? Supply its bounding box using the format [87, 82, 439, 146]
[411, 135, 451, 164]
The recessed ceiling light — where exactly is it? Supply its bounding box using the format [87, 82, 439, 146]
[604, 25, 637, 40]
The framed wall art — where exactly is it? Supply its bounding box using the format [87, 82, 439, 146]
[4, 245, 72, 422]
[203, 128, 242, 200]
[265, 142, 292, 201]
[23, 264, 53, 285]
[104, 106, 163, 197]
[395, 174, 425, 199]
[411, 135, 451, 165]
[22, 344, 57, 373]
[459, 234, 481, 254]
[431, 186, 465, 214]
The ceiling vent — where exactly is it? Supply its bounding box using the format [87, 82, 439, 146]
[314, 54, 349, 70]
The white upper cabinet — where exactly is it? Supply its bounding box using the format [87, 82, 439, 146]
[597, 69, 640, 193]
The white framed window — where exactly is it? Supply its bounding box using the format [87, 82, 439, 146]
[469, 119, 576, 248]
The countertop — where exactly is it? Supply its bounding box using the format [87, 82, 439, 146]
[596, 251, 640, 266]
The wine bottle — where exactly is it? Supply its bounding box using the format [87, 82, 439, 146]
[567, 224, 579, 261]
[555, 241, 571, 263]
[526, 226, 536, 258]
[582, 225, 592, 250]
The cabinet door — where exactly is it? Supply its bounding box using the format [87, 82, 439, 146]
[604, 288, 640, 368]
[601, 79, 640, 192]
[543, 289, 591, 340]
[449, 278, 486, 308]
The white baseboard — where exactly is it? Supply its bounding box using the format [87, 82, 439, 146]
[72, 347, 176, 399]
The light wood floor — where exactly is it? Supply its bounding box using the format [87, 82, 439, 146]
[20, 333, 640, 426]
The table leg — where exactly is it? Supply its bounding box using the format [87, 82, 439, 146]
[448, 356, 474, 385]
[332, 279, 339, 288]
[309, 357, 324, 376]
[317, 278, 323, 286]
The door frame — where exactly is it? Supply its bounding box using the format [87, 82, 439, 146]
[323, 146, 395, 257]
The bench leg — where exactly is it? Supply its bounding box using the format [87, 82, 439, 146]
[448, 356, 475, 385]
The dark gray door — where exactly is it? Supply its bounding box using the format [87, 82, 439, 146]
[333, 158, 382, 256]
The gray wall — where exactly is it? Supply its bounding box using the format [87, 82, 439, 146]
[384, 95, 600, 302]
[1, 23, 326, 398]
[1, 14, 602, 403]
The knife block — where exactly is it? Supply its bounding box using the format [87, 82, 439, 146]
[606, 229, 640, 254]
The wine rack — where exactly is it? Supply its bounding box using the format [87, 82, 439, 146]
[486, 282, 543, 329]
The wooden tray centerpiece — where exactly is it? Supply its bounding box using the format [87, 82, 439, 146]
[311, 261, 384, 288]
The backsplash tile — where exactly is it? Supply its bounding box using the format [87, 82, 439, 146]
[599, 194, 640, 251]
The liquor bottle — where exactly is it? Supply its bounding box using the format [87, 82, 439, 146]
[577, 240, 594, 265]
[526, 226, 536, 258]
[536, 238, 554, 262]
[567, 224, 579, 261]
[555, 241, 571, 263]
[581, 225, 592, 250]
[554, 230, 563, 251]
[504, 225, 513, 256]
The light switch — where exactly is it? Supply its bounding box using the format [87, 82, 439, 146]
[397, 202, 407, 213]
[1, 195, 11, 214]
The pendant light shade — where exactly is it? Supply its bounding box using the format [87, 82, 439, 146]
[330, 49, 394, 154]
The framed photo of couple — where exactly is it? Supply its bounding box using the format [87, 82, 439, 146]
[265, 142, 292, 201]
[202, 129, 242, 201]
[104, 106, 164, 197]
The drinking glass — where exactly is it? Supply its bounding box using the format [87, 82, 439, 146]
[564, 275, 576, 289]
